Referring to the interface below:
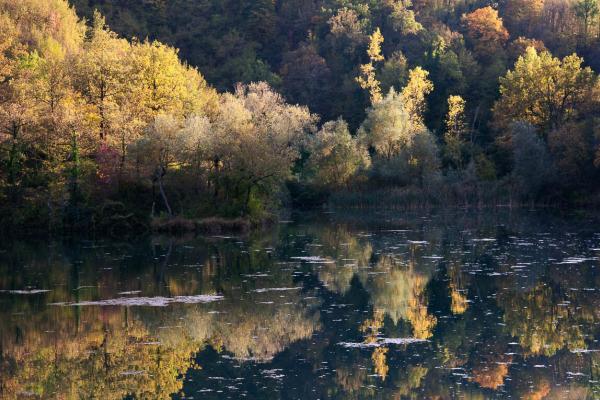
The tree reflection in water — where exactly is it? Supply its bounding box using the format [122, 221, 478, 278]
[1, 210, 600, 399]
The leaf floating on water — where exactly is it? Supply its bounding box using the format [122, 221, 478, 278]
[221, 355, 267, 362]
[337, 342, 380, 348]
[571, 349, 600, 353]
[381, 338, 429, 345]
[557, 257, 598, 264]
[261, 369, 285, 379]
[290, 256, 335, 264]
[55, 294, 224, 307]
[74, 286, 96, 291]
[0, 289, 50, 295]
[120, 370, 146, 376]
[252, 287, 302, 293]
[338, 338, 427, 348]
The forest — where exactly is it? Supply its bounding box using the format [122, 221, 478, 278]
[1, 0, 599, 233]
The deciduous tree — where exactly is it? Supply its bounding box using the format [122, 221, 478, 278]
[462, 7, 509, 62]
[357, 28, 385, 104]
[306, 118, 370, 188]
[493, 47, 598, 136]
[444, 95, 468, 168]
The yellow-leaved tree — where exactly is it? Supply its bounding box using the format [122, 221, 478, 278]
[493, 47, 598, 136]
[357, 28, 385, 104]
[131, 40, 218, 119]
[76, 11, 131, 140]
[444, 95, 468, 168]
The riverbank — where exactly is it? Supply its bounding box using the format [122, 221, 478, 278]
[0, 209, 276, 238]
[149, 215, 277, 235]
[327, 184, 600, 211]
[2, 181, 598, 238]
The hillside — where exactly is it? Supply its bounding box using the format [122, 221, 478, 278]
[0, 0, 599, 233]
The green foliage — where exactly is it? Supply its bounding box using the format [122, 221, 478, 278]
[574, 0, 599, 44]
[306, 118, 370, 189]
[369, 130, 441, 187]
[358, 69, 434, 161]
[379, 51, 409, 94]
[474, 153, 497, 182]
[511, 122, 555, 199]
[443, 95, 468, 168]
[129, 82, 317, 218]
[358, 89, 415, 160]
[388, 0, 423, 35]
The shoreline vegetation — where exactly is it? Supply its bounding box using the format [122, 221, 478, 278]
[1, 0, 599, 236]
[150, 215, 274, 235]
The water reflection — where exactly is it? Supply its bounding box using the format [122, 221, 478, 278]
[1, 211, 599, 399]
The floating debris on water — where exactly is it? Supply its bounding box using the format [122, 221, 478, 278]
[571, 349, 600, 353]
[54, 294, 224, 307]
[557, 257, 598, 264]
[252, 287, 302, 293]
[290, 256, 335, 264]
[0, 289, 50, 294]
[120, 370, 146, 376]
[338, 338, 427, 348]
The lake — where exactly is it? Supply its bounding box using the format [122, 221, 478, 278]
[1, 210, 600, 399]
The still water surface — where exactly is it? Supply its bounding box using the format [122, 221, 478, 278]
[1, 211, 600, 399]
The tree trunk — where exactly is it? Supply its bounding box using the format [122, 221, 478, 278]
[68, 130, 82, 225]
[244, 185, 252, 216]
[118, 134, 126, 186]
[157, 173, 172, 216]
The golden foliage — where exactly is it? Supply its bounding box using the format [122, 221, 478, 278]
[372, 346, 390, 380]
[462, 6, 509, 59]
[400, 67, 434, 129]
[471, 361, 509, 389]
[357, 28, 385, 104]
[493, 47, 597, 135]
